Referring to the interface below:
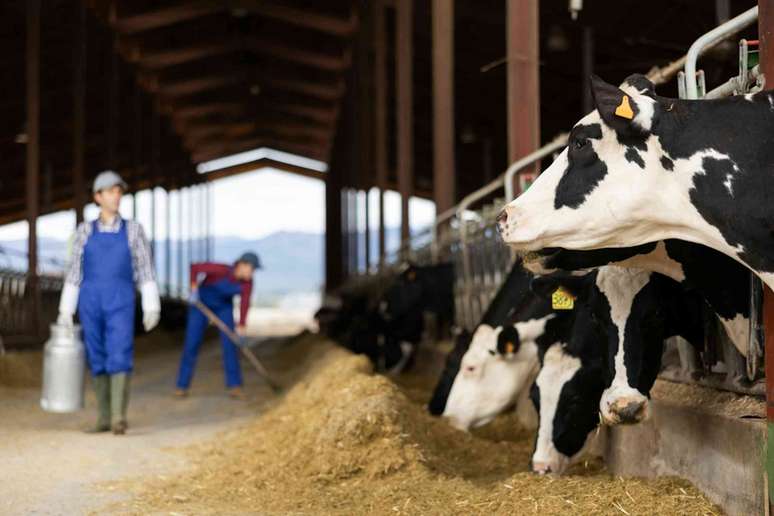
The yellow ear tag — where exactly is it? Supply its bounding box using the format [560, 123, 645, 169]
[615, 95, 634, 119]
[552, 287, 575, 310]
[505, 342, 515, 355]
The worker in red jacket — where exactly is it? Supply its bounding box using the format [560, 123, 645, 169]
[175, 252, 260, 399]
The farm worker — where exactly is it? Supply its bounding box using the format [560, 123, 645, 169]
[174, 252, 260, 399]
[57, 170, 161, 435]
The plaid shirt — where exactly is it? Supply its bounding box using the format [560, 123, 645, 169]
[64, 215, 156, 286]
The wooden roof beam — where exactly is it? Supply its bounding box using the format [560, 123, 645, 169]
[122, 40, 240, 69]
[230, 1, 357, 37]
[191, 137, 327, 164]
[246, 38, 351, 72]
[155, 75, 243, 97]
[111, 2, 222, 34]
[172, 102, 244, 121]
[259, 76, 345, 102]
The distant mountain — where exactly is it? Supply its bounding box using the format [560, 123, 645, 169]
[0, 225, 429, 302]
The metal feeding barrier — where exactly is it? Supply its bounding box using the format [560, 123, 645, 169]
[0, 268, 63, 347]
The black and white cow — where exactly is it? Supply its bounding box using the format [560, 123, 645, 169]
[428, 263, 537, 428]
[379, 262, 456, 372]
[524, 239, 750, 356]
[529, 267, 704, 474]
[498, 73, 774, 290]
[430, 267, 703, 452]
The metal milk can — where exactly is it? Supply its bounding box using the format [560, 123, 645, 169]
[41, 323, 85, 413]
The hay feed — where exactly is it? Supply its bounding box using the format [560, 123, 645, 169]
[117, 337, 722, 515]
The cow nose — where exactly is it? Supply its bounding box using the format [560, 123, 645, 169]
[611, 398, 648, 424]
[496, 209, 508, 227]
[532, 462, 551, 475]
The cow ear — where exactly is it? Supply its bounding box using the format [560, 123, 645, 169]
[590, 75, 646, 133]
[496, 326, 521, 356]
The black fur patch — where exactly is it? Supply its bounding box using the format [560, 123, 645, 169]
[554, 124, 607, 210]
[625, 147, 645, 169]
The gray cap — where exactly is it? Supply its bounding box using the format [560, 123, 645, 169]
[92, 170, 128, 193]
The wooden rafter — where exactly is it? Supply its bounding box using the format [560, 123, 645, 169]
[230, 1, 357, 37]
[111, 2, 221, 34]
[245, 38, 351, 72]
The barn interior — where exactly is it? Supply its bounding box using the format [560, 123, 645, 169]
[1, 1, 773, 514]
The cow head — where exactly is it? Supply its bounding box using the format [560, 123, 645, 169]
[498, 74, 672, 253]
[528, 273, 607, 475]
[440, 322, 540, 431]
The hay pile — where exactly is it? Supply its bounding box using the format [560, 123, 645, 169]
[119, 337, 721, 515]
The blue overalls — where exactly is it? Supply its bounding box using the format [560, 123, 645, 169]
[78, 220, 136, 375]
[176, 276, 243, 389]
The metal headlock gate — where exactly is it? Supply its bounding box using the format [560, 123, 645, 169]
[374, 5, 766, 400]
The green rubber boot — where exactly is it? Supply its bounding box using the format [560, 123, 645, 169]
[85, 374, 111, 433]
[110, 372, 130, 435]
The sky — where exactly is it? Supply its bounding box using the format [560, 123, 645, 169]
[0, 167, 436, 242]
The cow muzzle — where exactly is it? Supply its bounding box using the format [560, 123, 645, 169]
[601, 396, 649, 425]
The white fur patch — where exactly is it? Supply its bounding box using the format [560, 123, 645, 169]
[595, 266, 651, 416]
[443, 321, 541, 431]
[532, 344, 584, 474]
[719, 313, 750, 357]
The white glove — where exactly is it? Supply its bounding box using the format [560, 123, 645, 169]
[58, 282, 80, 319]
[56, 311, 73, 327]
[140, 281, 161, 332]
[143, 311, 160, 332]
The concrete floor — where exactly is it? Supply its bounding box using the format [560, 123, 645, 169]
[0, 332, 277, 516]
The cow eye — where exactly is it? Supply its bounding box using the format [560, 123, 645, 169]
[573, 138, 588, 150]
[487, 349, 495, 356]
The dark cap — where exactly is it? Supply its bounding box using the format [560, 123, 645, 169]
[236, 251, 261, 270]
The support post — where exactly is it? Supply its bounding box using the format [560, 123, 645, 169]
[364, 190, 370, 271]
[165, 189, 171, 296]
[396, 0, 413, 244]
[373, 1, 387, 268]
[26, 0, 41, 333]
[506, 0, 540, 189]
[324, 170, 344, 291]
[178, 187, 184, 297]
[432, 0, 455, 215]
[581, 26, 595, 114]
[759, 1, 774, 510]
[107, 37, 119, 168]
[73, 1, 86, 225]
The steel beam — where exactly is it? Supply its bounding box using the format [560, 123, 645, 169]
[396, 0, 413, 243]
[759, 1, 774, 509]
[506, 0, 540, 188]
[26, 0, 41, 332]
[432, 0, 455, 215]
[73, 1, 87, 225]
[373, 1, 387, 268]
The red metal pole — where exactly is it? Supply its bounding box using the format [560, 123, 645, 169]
[373, 1, 387, 268]
[26, 0, 40, 333]
[72, 2, 86, 225]
[432, 0, 455, 215]
[506, 0, 540, 193]
[758, 0, 774, 509]
[396, 0, 413, 244]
